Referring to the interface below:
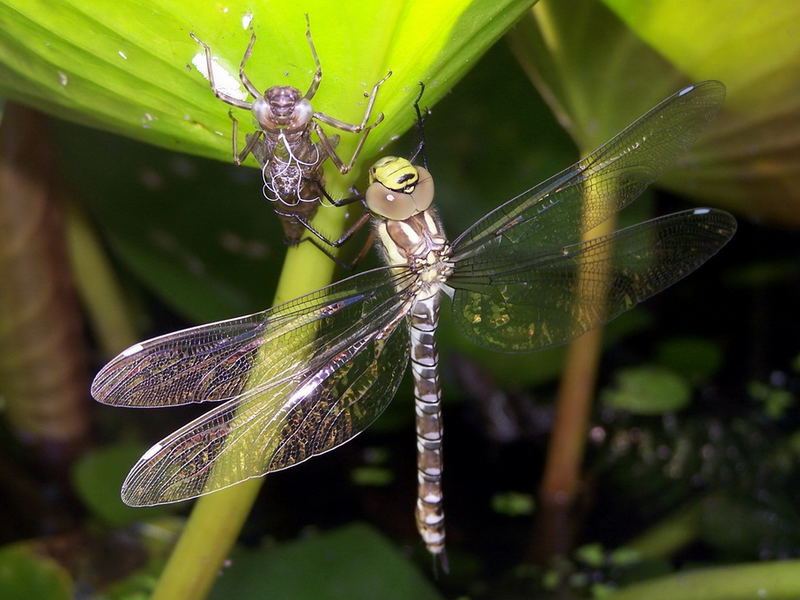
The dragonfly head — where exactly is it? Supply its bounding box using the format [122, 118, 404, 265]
[366, 156, 435, 220]
[253, 86, 312, 131]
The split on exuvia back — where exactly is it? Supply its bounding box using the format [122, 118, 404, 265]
[191, 16, 391, 252]
[92, 80, 736, 567]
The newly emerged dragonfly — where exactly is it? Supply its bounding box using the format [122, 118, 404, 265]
[92, 81, 736, 566]
[191, 17, 390, 248]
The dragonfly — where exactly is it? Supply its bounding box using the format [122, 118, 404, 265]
[91, 81, 736, 568]
[191, 17, 391, 250]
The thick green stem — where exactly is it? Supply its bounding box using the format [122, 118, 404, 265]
[150, 182, 344, 600]
[624, 498, 704, 560]
[540, 327, 603, 502]
[534, 185, 616, 559]
[65, 199, 139, 355]
[608, 560, 800, 600]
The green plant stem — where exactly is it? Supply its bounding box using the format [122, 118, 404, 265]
[151, 479, 262, 600]
[65, 199, 139, 354]
[150, 188, 342, 600]
[540, 327, 603, 503]
[607, 560, 800, 600]
[624, 498, 704, 560]
[535, 204, 615, 559]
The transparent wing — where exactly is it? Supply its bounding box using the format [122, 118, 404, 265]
[450, 81, 726, 261]
[90, 267, 418, 506]
[92, 267, 411, 408]
[448, 209, 736, 352]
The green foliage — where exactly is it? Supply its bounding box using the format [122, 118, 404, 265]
[602, 366, 692, 415]
[351, 466, 394, 486]
[73, 442, 175, 526]
[655, 337, 723, 381]
[54, 119, 286, 322]
[0, 0, 535, 167]
[0, 546, 73, 600]
[749, 380, 795, 419]
[701, 495, 800, 560]
[602, 0, 800, 225]
[208, 524, 442, 600]
[607, 559, 800, 600]
[510, 0, 800, 225]
[576, 543, 606, 568]
[2, 0, 800, 598]
[491, 491, 535, 516]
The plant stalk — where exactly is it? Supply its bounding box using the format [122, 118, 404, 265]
[149, 184, 343, 600]
[533, 189, 616, 560]
[607, 560, 800, 600]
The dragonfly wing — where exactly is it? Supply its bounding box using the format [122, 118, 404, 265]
[448, 209, 736, 352]
[91, 267, 410, 408]
[119, 272, 415, 506]
[451, 81, 725, 261]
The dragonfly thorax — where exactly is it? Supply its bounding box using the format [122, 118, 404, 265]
[252, 86, 313, 132]
[412, 247, 454, 300]
[378, 211, 453, 304]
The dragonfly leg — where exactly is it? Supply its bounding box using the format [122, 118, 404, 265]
[311, 175, 363, 209]
[190, 32, 252, 110]
[312, 70, 392, 173]
[294, 211, 371, 247]
[408, 82, 430, 168]
[286, 212, 375, 269]
[228, 110, 264, 165]
[348, 227, 378, 267]
[238, 28, 262, 99]
[302, 14, 323, 100]
[293, 237, 359, 270]
[299, 177, 375, 265]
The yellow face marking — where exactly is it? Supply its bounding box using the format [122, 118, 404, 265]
[369, 156, 419, 191]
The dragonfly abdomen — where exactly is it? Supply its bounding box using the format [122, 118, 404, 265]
[409, 295, 447, 564]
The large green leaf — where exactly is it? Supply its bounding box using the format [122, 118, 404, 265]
[608, 559, 800, 600]
[55, 119, 287, 323]
[209, 523, 442, 600]
[0, 0, 536, 167]
[508, 0, 800, 226]
[0, 546, 72, 600]
[1, 0, 540, 324]
[603, 0, 800, 226]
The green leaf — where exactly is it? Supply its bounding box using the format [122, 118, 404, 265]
[56, 119, 286, 322]
[351, 466, 394, 486]
[608, 547, 643, 568]
[655, 337, 723, 381]
[748, 380, 795, 419]
[2, 0, 540, 325]
[491, 491, 536, 516]
[0, 546, 73, 600]
[602, 366, 691, 415]
[0, 0, 537, 167]
[208, 523, 443, 600]
[508, 0, 691, 151]
[508, 0, 800, 226]
[72, 441, 174, 526]
[603, 0, 800, 227]
[575, 543, 605, 568]
[700, 495, 797, 559]
[607, 559, 800, 600]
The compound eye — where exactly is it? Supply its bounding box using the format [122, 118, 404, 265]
[291, 99, 313, 127]
[365, 182, 419, 220]
[252, 97, 272, 128]
[408, 166, 434, 211]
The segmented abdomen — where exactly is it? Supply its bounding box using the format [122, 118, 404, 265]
[409, 295, 446, 562]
